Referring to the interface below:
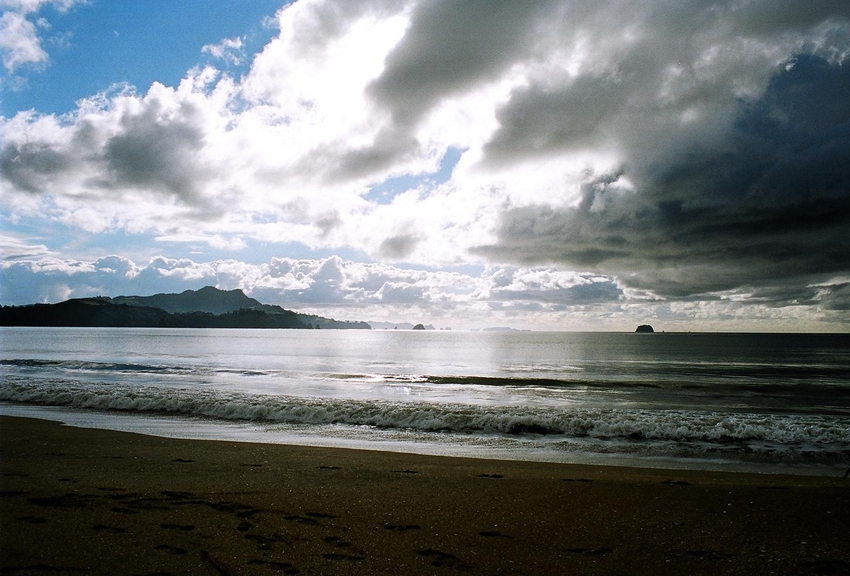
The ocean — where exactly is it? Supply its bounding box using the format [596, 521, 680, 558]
[1, 327, 849, 476]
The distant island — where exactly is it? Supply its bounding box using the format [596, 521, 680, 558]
[635, 324, 655, 333]
[369, 321, 437, 330]
[0, 286, 371, 330]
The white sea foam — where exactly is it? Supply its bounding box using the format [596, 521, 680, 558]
[3, 329, 850, 472]
[2, 377, 848, 454]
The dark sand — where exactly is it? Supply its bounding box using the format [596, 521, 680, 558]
[1, 416, 848, 575]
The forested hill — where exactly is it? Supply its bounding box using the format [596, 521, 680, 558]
[110, 286, 265, 315]
[0, 287, 371, 330]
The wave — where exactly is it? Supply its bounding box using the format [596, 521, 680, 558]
[2, 377, 848, 452]
[2, 358, 184, 374]
[422, 374, 666, 388]
[0, 359, 274, 378]
[6, 358, 849, 395]
[0, 359, 608, 388]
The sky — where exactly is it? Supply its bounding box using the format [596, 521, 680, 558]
[1, 0, 850, 332]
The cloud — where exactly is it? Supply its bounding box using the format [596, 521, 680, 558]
[0, 9, 47, 72]
[2, 0, 850, 329]
[378, 233, 419, 259]
[2, 77, 237, 231]
[100, 95, 212, 209]
[476, 54, 850, 303]
[0, 0, 83, 73]
[368, 1, 531, 120]
[201, 37, 244, 65]
[5, 253, 848, 330]
[0, 233, 53, 259]
[488, 268, 623, 306]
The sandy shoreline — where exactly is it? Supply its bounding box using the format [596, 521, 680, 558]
[2, 416, 848, 575]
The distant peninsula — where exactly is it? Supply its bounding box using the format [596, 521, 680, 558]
[0, 286, 371, 330]
[635, 324, 655, 333]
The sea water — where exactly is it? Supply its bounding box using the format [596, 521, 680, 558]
[1, 327, 849, 475]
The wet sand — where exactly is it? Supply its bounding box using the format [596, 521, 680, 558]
[1, 415, 848, 575]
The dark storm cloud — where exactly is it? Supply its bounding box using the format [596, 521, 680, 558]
[0, 142, 73, 194]
[339, 0, 850, 182]
[1, 87, 223, 220]
[102, 102, 208, 204]
[321, 126, 420, 183]
[719, 1, 850, 38]
[483, 75, 626, 163]
[368, 0, 553, 127]
[328, 0, 565, 180]
[479, 2, 850, 169]
[817, 283, 850, 311]
[477, 56, 850, 300]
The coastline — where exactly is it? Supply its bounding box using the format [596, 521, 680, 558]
[2, 415, 848, 575]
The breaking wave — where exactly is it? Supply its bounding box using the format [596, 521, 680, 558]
[2, 376, 848, 455]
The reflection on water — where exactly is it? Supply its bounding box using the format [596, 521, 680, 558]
[2, 328, 849, 474]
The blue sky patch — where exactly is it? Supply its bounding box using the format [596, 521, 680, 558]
[366, 147, 464, 203]
[2, 0, 283, 116]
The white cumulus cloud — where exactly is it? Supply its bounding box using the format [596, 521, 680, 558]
[2, 0, 850, 330]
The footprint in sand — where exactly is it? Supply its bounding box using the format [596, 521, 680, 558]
[478, 531, 513, 539]
[306, 511, 336, 519]
[154, 544, 188, 555]
[109, 507, 138, 514]
[565, 547, 613, 556]
[161, 523, 195, 531]
[661, 480, 692, 486]
[385, 524, 420, 531]
[0, 490, 29, 497]
[247, 559, 300, 574]
[478, 473, 504, 479]
[160, 491, 193, 500]
[106, 492, 138, 501]
[17, 515, 47, 524]
[29, 494, 91, 508]
[244, 533, 292, 551]
[93, 524, 126, 533]
[323, 553, 365, 561]
[323, 536, 356, 548]
[685, 549, 735, 559]
[173, 458, 195, 463]
[417, 548, 472, 570]
[283, 515, 319, 525]
[318, 465, 341, 470]
[208, 501, 254, 514]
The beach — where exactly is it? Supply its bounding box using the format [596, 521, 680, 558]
[1, 416, 848, 575]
